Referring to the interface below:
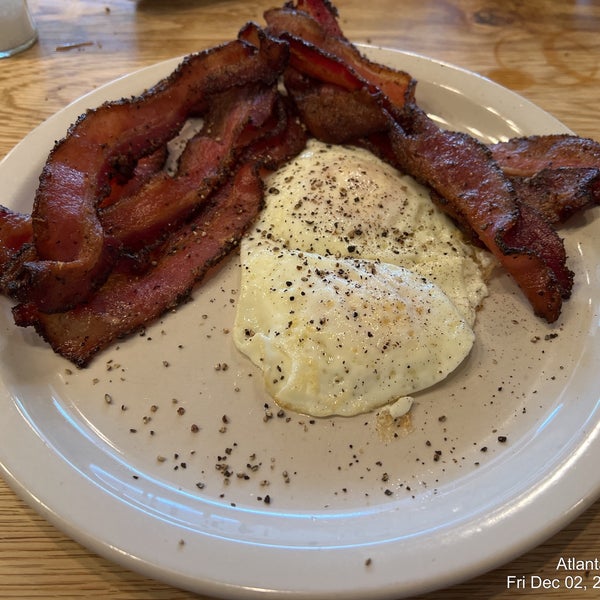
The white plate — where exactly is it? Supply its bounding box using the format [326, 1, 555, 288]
[1, 46, 599, 599]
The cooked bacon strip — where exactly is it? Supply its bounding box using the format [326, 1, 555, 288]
[115, 96, 307, 278]
[99, 147, 168, 209]
[294, 0, 343, 37]
[1, 245, 36, 298]
[0, 207, 34, 297]
[11, 93, 306, 366]
[283, 68, 390, 142]
[240, 96, 308, 170]
[489, 135, 600, 224]
[1, 149, 168, 295]
[509, 168, 600, 225]
[256, 1, 415, 143]
[387, 104, 573, 322]
[100, 83, 278, 251]
[0, 206, 32, 274]
[501, 201, 573, 304]
[17, 29, 288, 314]
[264, 2, 416, 115]
[266, 37, 395, 142]
[242, 18, 383, 143]
[13, 163, 265, 367]
[489, 134, 600, 177]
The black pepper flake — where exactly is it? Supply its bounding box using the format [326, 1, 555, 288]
[497, 435, 507, 443]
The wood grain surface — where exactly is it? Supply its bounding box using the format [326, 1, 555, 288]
[1, 1, 599, 598]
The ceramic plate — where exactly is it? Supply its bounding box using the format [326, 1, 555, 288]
[0, 46, 599, 599]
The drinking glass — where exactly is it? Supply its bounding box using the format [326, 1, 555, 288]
[0, 0, 37, 59]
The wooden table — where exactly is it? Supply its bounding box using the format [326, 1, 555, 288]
[1, 1, 598, 598]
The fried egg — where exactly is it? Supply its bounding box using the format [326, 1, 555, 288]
[233, 140, 494, 417]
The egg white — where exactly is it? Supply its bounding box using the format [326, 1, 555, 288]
[256, 140, 494, 325]
[233, 140, 494, 416]
[233, 242, 475, 416]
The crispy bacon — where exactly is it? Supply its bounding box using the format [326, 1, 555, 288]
[282, 68, 390, 142]
[261, 31, 402, 143]
[0, 206, 32, 273]
[1, 149, 167, 296]
[386, 104, 573, 322]
[9, 91, 306, 366]
[489, 134, 600, 177]
[16, 29, 288, 314]
[264, 4, 416, 116]
[259, 1, 415, 140]
[99, 147, 168, 209]
[0, 207, 34, 297]
[294, 0, 343, 37]
[100, 83, 278, 251]
[240, 96, 308, 170]
[489, 135, 600, 224]
[12, 163, 265, 367]
[509, 168, 600, 225]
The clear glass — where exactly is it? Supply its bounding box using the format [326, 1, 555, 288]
[0, 0, 37, 59]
